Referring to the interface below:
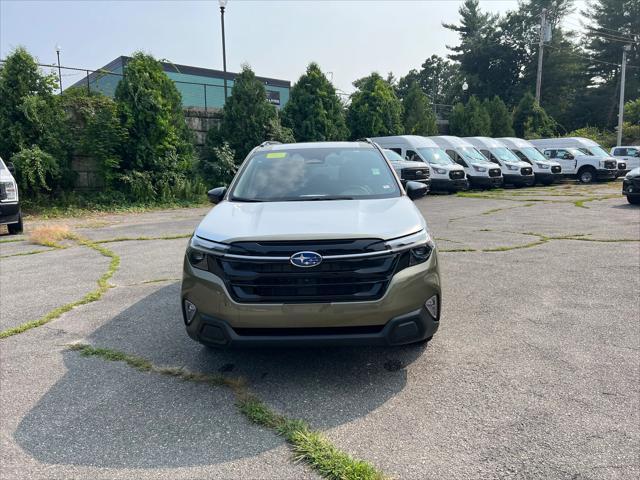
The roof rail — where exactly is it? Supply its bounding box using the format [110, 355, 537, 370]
[259, 141, 282, 147]
[356, 137, 374, 144]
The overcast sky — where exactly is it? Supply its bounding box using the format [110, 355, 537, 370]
[1, 0, 587, 94]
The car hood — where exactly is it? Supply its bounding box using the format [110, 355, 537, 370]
[391, 161, 429, 170]
[195, 196, 426, 243]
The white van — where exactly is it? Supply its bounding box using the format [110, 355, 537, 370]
[497, 137, 562, 185]
[529, 139, 617, 183]
[428, 136, 503, 189]
[610, 146, 640, 172]
[371, 135, 468, 192]
[465, 137, 535, 187]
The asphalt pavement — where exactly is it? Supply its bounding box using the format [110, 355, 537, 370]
[1, 181, 638, 479]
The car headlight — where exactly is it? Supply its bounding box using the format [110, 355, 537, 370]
[472, 164, 487, 172]
[536, 163, 550, 169]
[0, 181, 18, 202]
[433, 167, 447, 175]
[386, 230, 435, 266]
[187, 235, 229, 270]
[505, 163, 520, 171]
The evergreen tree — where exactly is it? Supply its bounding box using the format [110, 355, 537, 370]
[513, 92, 557, 138]
[402, 82, 438, 136]
[346, 73, 403, 139]
[218, 65, 284, 158]
[484, 96, 515, 137]
[397, 55, 464, 106]
[115, 52, 196, 200]
[282, 62, 348, 141]
[449, 96, 491, 136]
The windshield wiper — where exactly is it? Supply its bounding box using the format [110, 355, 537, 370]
[231, 197, 266, 202]
[297, 195, 355, 201]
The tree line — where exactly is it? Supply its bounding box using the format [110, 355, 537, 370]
[0, 0, 638, 203]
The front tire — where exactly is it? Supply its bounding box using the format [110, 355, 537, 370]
[628, 195, 640, 205]
[578, 167, 596, 184]
[7, 213, 23, 235]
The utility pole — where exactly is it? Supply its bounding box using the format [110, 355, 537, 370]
[616, 44, 631, 147]
[535, 8, 547, 104]
[55, 45, 63, 93]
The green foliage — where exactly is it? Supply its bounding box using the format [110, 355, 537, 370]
[0, 47, 70, 191]
[397, 55, 463, 105]
[402, 82, 438, 135]
[282, 63, 348, 141]
[61, 89, 127, 187]
[624, 99, 640, 125]
[11, 145, 60, 196]
[115, 52, 196, 201]
[566, 126, 616, 148]
[346, 73, 403, 139]
[484, 96, 515, 137]
[218, 65, 284, 158]
[199, 140, 237, 187]
[264, 115, 295, 143]
[449, 95, 491, 136]
[513, 92, 557, 139]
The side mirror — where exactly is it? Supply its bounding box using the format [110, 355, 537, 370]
[635, 152, 640, 158]
[6, 162, 15, 174]
[207, 187, 227, 204]
[405, 181, 428, 200]
[563, 153, 574, 160]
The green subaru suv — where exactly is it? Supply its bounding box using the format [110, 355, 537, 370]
[181, 140, 441, 347]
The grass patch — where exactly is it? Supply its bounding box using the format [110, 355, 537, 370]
[97, 233, 191, 244]
[0, 248, 56, 259]
[481, 240, 548, 252]
[0, 235, 120, 339]
[23, 196, 208, 219]
[0, 237, 23, 244]
[69, 343, 387, 480]
[29, 225, 74, 247]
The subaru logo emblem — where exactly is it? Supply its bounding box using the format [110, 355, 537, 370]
[290, 251, 322, 268]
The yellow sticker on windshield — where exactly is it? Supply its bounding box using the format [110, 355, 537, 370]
[266, 152, 287, 158]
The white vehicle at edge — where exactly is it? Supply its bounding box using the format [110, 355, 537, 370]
[371, 135, 468, 192]
[529, 138, 618, 184]
[0, 156, 22, 234]
[610, 146, 640, 172]
[428, 135, 503, 189]
[497, 137, 562, 185]
[464, 137, 535, 187]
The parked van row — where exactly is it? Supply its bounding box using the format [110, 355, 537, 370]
[372, 135, 632, 192]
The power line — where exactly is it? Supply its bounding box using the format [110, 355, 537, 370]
[545, 44, 640, 69]
[561, 18, 638, 43]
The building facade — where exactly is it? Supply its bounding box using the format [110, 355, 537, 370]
[71, 56, 290, 110]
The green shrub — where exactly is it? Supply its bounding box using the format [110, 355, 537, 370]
[200, 140, 237, 187]
[11, 145, 60, 196]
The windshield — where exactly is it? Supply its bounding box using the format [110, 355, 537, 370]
[490, 147, 521, 163]
[460, 147, 490, 164]
[583, 146, 609, 157]
[417, 148, 455, 165]
[230, 147, 401, 201]
[383, 149, 405, 162]
[519, 147, 547, 162]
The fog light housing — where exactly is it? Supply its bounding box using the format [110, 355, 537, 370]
[184, 300, 197, 325]
[424, 295, 438, 319]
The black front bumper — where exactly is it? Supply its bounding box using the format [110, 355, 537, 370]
[534, 172, 559, 184]
[0, 202, 20, 225]
[468, 175, 503, 188]
[596, 169, 617, 180]
[187, 308, 439, 348]
[430, 178, 469, 192]
[503, 174, 535, 186]
[623, 178, 640, 197]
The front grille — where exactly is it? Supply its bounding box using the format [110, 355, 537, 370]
[489, 168, 501, 177]
[401, 167, 429, 181]
[233, 325, 385, 336]
[604, 160, 616, 169]
[449, 170, 465, 180]
[551, 165, 561, 173]
[208, 239, 410, 303]
[520, 167, 533, 175]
